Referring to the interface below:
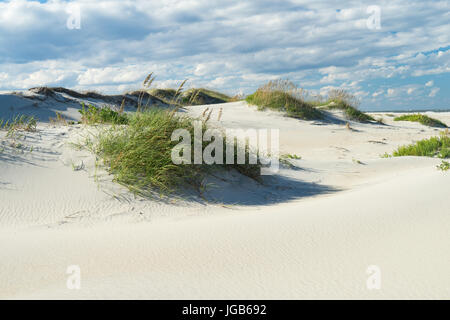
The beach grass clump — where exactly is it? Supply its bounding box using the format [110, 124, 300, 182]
[246, 80, 323, 120]
[393, 131, 450, 158]
[324, 89, 375, 122]
[92, 109, 261, 195]
[79, 103, 129, 125]
[393, 114, 447, 128]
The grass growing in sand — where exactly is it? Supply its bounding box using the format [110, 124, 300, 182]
[74, 74, 262, 195]
[279, 153, 302, 168]
[437, 160, 450, 171]
[392, 130, 450, 158]
[393, 114, 447, 128]
[0, 114, 37, 133]
[0, 114, 37, 155]
[322, 89, 375, 122]
[246, 80, 323, 120]
[87, 109, 261, 195]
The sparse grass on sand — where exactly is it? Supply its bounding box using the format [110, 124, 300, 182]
[322, 89, 375, 122]
[437, 160, 450, 171]
[393, 114, 447, 128]
[0, 114, 37, 133]
[246, 80, 323, 120]
[392, 130, 450, 158]
[0, 114, 37, 154]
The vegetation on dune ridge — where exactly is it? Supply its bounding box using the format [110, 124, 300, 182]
[394, 114, 447, 128]
[245, 81, 374, 123]
[149, 88, 177, 103]
[392, 130, 450, 158]
[151, 87, 234, 106]
[321, 89, 375, 122]
[245, 80, 323, 120]
[79, 103, 128, 125]
[28, 79, 233, 111]
[182, 88, 234, 105]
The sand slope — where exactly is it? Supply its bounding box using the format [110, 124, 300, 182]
[1, 99, 449, 299]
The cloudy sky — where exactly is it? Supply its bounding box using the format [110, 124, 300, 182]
[0, 0, 449, 110]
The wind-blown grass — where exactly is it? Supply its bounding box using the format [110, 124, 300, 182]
[81, 109, 261, 195]
[246, 80, 323, 120]
[394, 114, 447, 128]
[392, 131, 450, 158]
[74, 74, 262, 196]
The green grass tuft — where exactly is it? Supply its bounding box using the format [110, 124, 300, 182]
[393, 114, 447, 128]
[393, 131, 450, 158]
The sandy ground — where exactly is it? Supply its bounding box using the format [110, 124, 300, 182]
[0, 94, 449, 299]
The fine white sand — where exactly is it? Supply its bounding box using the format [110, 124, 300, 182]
[1, 92, 449, 299]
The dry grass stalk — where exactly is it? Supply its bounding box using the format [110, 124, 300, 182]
[328, 88, 360, 108]
[119, 98, 125, 114]
[171, 79, 187, 105]
[189, 89, 200, 105]
[202, 107, 210, 117]
[50, 112, 67, 125]
[143, 72, 153, 87]
[138, 72, 156, 111]
[204, 109, 213, 123]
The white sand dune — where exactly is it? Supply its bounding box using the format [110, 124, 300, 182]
[0, 94, 449, 299]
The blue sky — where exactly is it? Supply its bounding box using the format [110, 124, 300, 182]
[0, 0, 448, 110]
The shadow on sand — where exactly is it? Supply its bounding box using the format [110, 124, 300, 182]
[201, 171, 339, 206]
